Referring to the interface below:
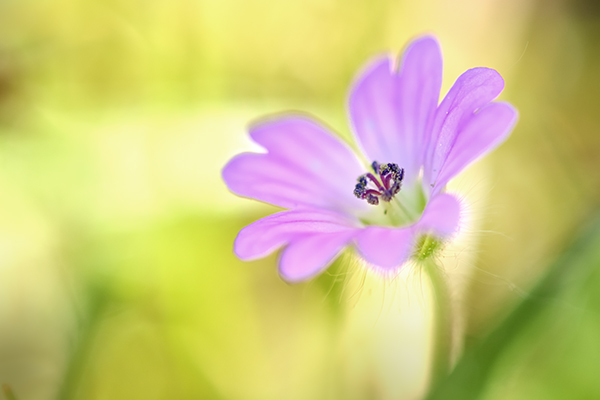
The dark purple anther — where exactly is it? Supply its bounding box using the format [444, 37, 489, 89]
[396, 167, 404, 182]
[371, 161, 379, 173]
[366, 194, 379, 205]
[353, 161, 405, 206]
[354, 183, 365, 199]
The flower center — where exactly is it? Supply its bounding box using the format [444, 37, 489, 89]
[353, 161, 405, 206]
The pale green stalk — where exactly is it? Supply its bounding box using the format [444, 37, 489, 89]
[419, 239, 453, 388]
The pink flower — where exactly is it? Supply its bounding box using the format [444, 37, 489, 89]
[222, 35, 517, 282]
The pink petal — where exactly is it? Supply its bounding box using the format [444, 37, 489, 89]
[425, 67, 505, 190]
[348, 56, 398, 164]
[222, 115, 367, 214]
[234, 209, 359, 261]
[396, 36, 444, 181]
[279, 231, 356, 282]
[348, 36, 442, 184]
[355, 226, 415, 271]
[433, 102, 518, 193]
[416, 193, 461, 237]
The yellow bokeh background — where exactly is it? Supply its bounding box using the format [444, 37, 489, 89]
[0, 0, 599, 399]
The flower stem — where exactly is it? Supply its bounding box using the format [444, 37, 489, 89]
[422, 255, 453, 389]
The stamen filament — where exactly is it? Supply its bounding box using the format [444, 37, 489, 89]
[383, 173, 392, 189]
[366, 173, 385, 192]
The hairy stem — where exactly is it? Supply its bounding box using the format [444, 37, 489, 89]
[423, 256, 453, 389]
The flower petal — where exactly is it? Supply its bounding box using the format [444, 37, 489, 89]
[222, 115, 367, 214]
[425, 67, 505, 190]
[279, 231, 356, 282]
[416, 193, 461, 237]
[396, 36, 443, 181]
[348, 36, 442, 183]
[355, 226, 415, 271]
[348, 56, 398, 164]
[234, 209, 359, 261]
[433, 102, 518, 193]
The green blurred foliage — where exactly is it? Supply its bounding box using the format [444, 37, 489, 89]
[427, 215, 600, 400]
[0, 0, 599, 399]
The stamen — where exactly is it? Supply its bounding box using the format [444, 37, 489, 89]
[371, 161, 379, 173]
[353, 161, 405, 206]
[365, 189, 382, 197]
[366, 173, 385, 192]
[354, 183, 365, 199]
[366, 194, 379, 205]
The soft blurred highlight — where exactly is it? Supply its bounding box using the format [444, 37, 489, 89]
[1, 0, 600, 399]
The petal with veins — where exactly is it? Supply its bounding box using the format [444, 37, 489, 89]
[348, 36, 442, 184]
[234, 209, 360, 261]
[425, 67, 505, 189]
[223, 116, 367, 214]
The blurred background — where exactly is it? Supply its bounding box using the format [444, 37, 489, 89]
[0, 0, 599, 399]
